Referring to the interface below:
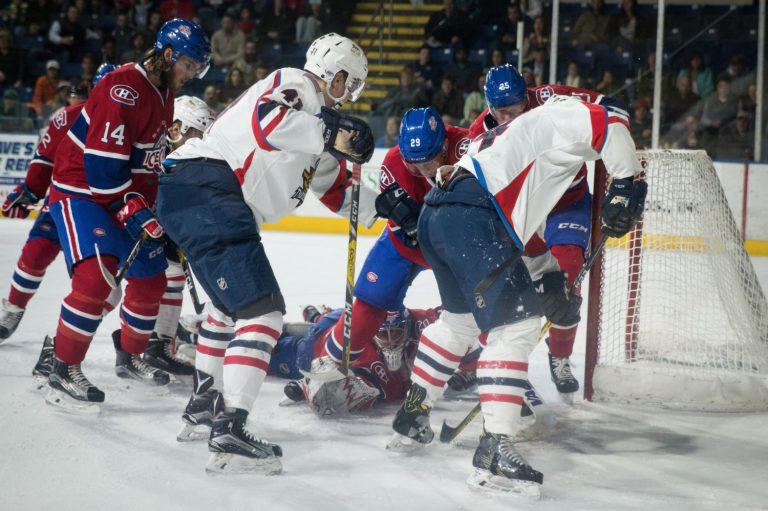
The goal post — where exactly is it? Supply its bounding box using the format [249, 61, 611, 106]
[584, 150, 768, 411]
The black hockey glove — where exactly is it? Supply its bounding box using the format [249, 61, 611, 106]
[319, 107, 375, 164]
[375, 183, 421, 247]
[533, 271, 582, 327]
[601, 178, 648, 238]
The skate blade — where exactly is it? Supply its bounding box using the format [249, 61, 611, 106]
[32, 375, 50, 392]
[385, 433, 428, 454]
[443, 387, 480, 401]
[467, 468, 541, 499]
[115, 368, 170, 387]
[205, 452, 282, 476]
[177, 422, 211, 442]
[44, 387, 101, 415]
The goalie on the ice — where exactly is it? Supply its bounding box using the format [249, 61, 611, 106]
[387, 94, 646, 497]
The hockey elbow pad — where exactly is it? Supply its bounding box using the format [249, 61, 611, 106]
[533, 271, 582, 327]
[319, 107, 374, 164]
[375, 183, 421, 241]
[600, 178, 647, 238]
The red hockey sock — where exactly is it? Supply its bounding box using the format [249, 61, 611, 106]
[548, 324, 578, 358]
[55, 256, 117, 364]
[548, 244, 584, 358]
[7, 237, 59, 309]
[119, 273, 166, 354]
[323, 300, 388, 361]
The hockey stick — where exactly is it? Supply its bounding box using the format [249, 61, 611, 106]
[340, 162, 362, 376]
[177, 249, 205, 315]
[94, 232, 147, 290]
[439, 236, 608, 443]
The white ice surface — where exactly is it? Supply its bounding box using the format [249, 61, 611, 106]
[1, 219, 767, 511]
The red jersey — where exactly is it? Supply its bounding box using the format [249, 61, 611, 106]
[379, 124, 470, 267]
[50, 63, 174, 208]
[24, 103, 85, 199]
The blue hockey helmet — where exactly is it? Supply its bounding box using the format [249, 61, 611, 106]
[374, 309, 411, 370]
[154, 18, 212, 78]
[92, 63, 118, 87]
[398, 107, 445, 164]
[484, 64, 527, 110]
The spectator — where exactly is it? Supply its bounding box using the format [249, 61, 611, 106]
[635, 50, 658, 106]
[253, 62, 270, 83]
[0, 29, 21, 89]
[24, 0, 53, 37]
[523, 15, 549, 66]
[203, 84, 224, 113]
[572, 0, 612, 47]
[716, 110, 754, 160]
[211, 14, 245, 69]
[565, 61, 582, 88]
[157, 0, 196, 22]
[669, 114, 710, 151]
[595, 69, 628, 106]
[412, 46, 441, 94]
[488, 47, 504, 70]
[443, 45, 481, 95]
[0, 88, 33, 131]
[431, 75, 463, 120]
[739, 81, 758, 128]
[724, 55, 751, 98]
[131, 0, 153, 30]
[296, 2, 323, 43]
[30, 59, 61, 117]
[374, 66, 426, 119]
[112, 11, 134, 59]
[701, 74, 738, 136]
[676, 51, 714, 99]
[48, 81, 73, 114]
[48, 4, 94, 62]
[219, 66, 248, 104]
[521, 0, 544, 20]
[611, 0, 649, 53]
[261, 0, 297, 44]
[2, 0, 31, 36]
[144, 10, 165, 40]
[376, 115, 400, 149]
[498, 3, 524, 50]
[234, 39, 260, 82]
[237, 7, 257, 37]
[462, 73, 486, 126]
[424, 0, 466, 47]
[630, 99, 652, 149]
[100, 36, 118, 65]
[530, 48, 547, 86]
[78, 53, 98, 87]
[521, 66, 535, 87]
[665, 74, 701, 129]
[121, 31, 148, 64]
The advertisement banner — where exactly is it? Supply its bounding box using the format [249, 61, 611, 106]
[0, 133, 38, 205]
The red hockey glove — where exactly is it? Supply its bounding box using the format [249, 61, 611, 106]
[114, 192, 164, 241]
[1, 184, 39, 219]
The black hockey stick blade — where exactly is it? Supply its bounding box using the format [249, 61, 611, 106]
[440, 402, 481, 443]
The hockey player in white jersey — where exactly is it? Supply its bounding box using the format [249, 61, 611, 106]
[156, 33, 376, 475]
[388, 95, 646, 496]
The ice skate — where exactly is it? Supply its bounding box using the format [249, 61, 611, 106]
[112, 330, 170, 386]
[278, 380, 306, 406]
[143, 332, 194, 376]
[387, 383, 434, 453]
[32, 335, 55, 389]
[178, 369, 217, 442]
[548, 351, 579, 404]
[301, 355, 346, 383]
[206, 394, 283, 475]
[0, 298, 24, 342]
[443, 369, 478, 401]
[45, 358, 104, 414]
[467, 430, 543, 498]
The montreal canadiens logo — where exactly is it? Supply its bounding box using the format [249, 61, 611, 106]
[110, 84, 139, 106]
[53, 110, 67, 129]
[380, 165, 395, 187]
[366, 272, 378, 283]
[536, 86, 554, 105]
[371, 361, 389, 383]
[93, 228, 106, 236]
[456, 138, 470, 158]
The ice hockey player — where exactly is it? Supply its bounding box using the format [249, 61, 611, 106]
[0, 64, 117, 348]
[468, 64, 629, 401]
[142, 95, 217, 376]
[42, 19, 211, 414]
[389, 94, 646, 496]
[308, 106, 470, 382]
[155, 32, 375, 475]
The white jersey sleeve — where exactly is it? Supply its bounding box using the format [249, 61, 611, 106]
[309, 155, 378, 229]
[458, 95, 641, 246]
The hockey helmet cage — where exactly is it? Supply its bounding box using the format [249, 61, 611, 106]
[304, 33, 368, 104]
[173, 95, 216, 135]
[373, 309, 411, 371]
[154, 18, 212, 78]
[398, 107, 445, 164]
[92, 63, 118, 87]
[484, 64, 527, 109]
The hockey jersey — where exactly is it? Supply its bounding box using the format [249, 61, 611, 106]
[166, 68, 377, 227]
[24, 102, 85, 199]
[379, 124, 470, 267]
[458, 95, 640, 248]
[50, 63, 174, 207]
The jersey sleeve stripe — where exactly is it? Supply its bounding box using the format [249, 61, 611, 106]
[608, 115, 631, 131]
[253, 101, 288, 151]
[66, 129, 86, 150]
[586, 103, 609, 152]
[30, 155, 53, 166]
[51, 178, 93, 197]
[317, 163, 347, 212]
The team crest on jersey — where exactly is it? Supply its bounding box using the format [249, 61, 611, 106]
[52, 110, 67, 130]
[536, 86, 554, 105]
[110, 84, 140, 106]
[366, 272, 378, 283]
[142, 136, 167, 172]
[371, 361, 389, 383]
[92, 228, 106, 236]
[291, 165, 317, 206]
[380, 165, 394, 187]
[455, 138, 470, 159]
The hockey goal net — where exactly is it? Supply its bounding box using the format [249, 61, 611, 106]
[584, 150, 768, 411]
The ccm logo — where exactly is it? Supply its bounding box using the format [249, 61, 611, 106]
[110, 85, 139, 106]
[557, 222, 589, 233]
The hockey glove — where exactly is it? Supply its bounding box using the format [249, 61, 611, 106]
[1, 184, 39, 219]
[601, 178, 647, 238]
[533, 271, 582, 327]
[375, 183, 421, 247]
[113, 192, 164, 242]
[319, 107, 375, 164]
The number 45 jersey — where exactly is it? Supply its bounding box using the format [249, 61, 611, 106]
[49, 63, 174, 208]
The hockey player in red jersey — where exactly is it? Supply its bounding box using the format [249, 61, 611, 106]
[468, 64, 629, 401]
[0, 64, 118, 348]
[42, 19, 211, 413]
[308, 106, 470, 382]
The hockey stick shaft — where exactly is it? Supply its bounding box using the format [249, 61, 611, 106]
[439, 235, 607, 443]
[177, 249, 204, 315]
[340, 162, 362, 376]
[95, 232, 147, 290]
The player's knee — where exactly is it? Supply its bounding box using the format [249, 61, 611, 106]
[235, 292, 286, 319]
[423, 312, 478, 356]
[126, 272, 167, 304]
[485, 317, 540, 354]
[71, 257, 117, 302]
[21, 238, 59, 270]
[441, 311, 481, 339]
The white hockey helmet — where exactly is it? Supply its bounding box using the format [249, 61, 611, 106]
[304, 33, 368, 105]
[173, 95, 216, 136]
